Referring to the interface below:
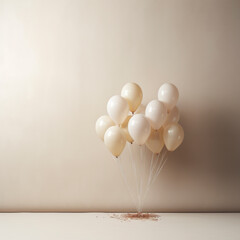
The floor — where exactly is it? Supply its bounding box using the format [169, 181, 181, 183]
[0, 213, 239, 240]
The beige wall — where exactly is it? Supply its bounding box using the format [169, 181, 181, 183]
[0, 0, 240, 212]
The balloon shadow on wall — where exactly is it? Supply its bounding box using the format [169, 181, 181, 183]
[145, 107, 240, 212]
[199, 108, 240, 212]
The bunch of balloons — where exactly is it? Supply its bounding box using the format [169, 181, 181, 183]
[96, 82, 184, 213]
[96, 82, 184, 157]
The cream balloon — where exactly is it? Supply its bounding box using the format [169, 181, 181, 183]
[146, 128, 164, 154]
[145, 100, 167, 130]
[158, 83, 179, 111]
[121, 115, 133, 143]
[104, 126, 126, 157]
[121, 83, 143, 113]
[107, 95, 129, 125]
[163, 106, 180, 127]
[128, 114, 151, 145]
[163, 123, 184, 151]
[95, 115, 115, 141]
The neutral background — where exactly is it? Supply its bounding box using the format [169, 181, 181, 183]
[0, 0, 240, 212]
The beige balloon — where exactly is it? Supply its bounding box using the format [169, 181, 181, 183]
[158, 83, 179, 112]
[121, 82, 143, 113]
[163, 106, 180, 127]
[104, 126, 126, 157]
[121, 115, 133, 143]
[163, 123, 184, 151]
[146, 128, 164, 154]
[95, 115, 115, 141]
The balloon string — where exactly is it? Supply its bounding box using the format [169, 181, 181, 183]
[141, 148, 168, 205]
[152, 149, 167, 183]
[118, 144, 168, 213]
[139, 145, 144, 213]
[115, 155, 138, 210]
[150, 151, 163, 185]
[135, 145, 141, 213]
[139, 146, 151, 213]
[141, 145, 147, 212]
[148, 152, 154, 187]
[142, 152, 156, 205]
[147, 153, 160, 192]
[151, 148, 168, 185]
[131, 143, 141, 212]
[138, 146, 141, 213]
[128, 143, 138, 207]
[145, 152, 154, 197]
[136, 145, 141, 212]
[153, 157, 167, 184]
[150, 158, 166, 186]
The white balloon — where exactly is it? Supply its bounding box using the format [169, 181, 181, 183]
[128, 114, 151, 145]
[158, 83, 179, 111]
[107, 95, 129, 125]
[163, 106, 180, 127]
[95, 115, 115, 141]
[145, 100, 167, 130]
